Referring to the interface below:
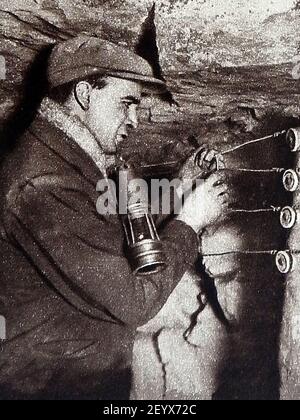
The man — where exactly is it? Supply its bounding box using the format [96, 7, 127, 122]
[0, 35, 229, 400]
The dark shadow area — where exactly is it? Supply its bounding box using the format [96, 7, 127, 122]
[199, 265, 233, 331]
[0, 365, 132, 400]
[135, 3, 175, 106]
[0, 45, 52, 161]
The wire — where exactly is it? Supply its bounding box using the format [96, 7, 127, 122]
[219, 131, 286, 157]
[212, 131, 287, 171]
[196, 130, 296, 261]
[230, 207, 281, 214]
[201, 249, 300, 258]
[201, 250, 278, 257]
[223, 167, 285, 173]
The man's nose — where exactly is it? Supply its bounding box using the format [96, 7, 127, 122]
[125, 107, 139, 130]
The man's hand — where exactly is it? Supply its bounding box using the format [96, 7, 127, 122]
[179, 145, 225, 182]
[177, 171, 230, 233]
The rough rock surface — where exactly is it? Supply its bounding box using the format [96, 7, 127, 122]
[1, 0, 300, 400]
[279, 150, 300, 401]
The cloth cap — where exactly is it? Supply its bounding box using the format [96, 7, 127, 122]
[48, 35, 166, 94]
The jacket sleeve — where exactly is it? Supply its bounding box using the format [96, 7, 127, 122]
[5, 177, 199, 328]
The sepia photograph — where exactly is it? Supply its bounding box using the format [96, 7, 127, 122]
[0, 0, 300, 403]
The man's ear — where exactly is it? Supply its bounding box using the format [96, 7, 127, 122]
[74, 81, 92, 111]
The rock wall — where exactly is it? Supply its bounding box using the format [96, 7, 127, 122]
[132, 108, 294, 400]
[1, 0, 300, 400]
[280, 149, 300, 401]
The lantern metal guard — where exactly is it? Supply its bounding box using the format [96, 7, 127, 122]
[118, 165, 167, 276]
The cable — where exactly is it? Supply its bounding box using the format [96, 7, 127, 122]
[230, 206, 281, 214]
[223, 167, 285, 173]
[201, 249, 300, 258]
[201, 250, 278, 257]
[219, 131, 286, 157]
[211, 131, 287, 171]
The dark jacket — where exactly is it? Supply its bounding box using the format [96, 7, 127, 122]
[0, 112, 198, 400]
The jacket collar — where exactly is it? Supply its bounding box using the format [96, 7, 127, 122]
[37, 97, 109, 179]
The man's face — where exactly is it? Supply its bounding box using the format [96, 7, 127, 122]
[86, 76, 142, 155]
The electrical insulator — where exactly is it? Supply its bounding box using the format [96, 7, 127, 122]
[283, 169, 299, 192]
[280, 206, 298, 229]
[286, 128, 300, 152]
[275, 251, 294, 274]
